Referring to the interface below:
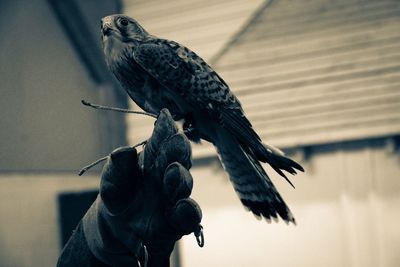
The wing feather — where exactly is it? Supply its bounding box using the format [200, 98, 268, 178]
[133, 39, 264, 150]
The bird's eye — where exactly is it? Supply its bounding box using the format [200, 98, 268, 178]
[120, 18, 129, 26]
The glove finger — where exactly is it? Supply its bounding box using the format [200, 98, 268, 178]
[100, 146, 141, 214]
[163, 162, 193, 204]
[154, 133, 192, 180]
[144, 109, 178, 169]
[167, 198, 202, 235]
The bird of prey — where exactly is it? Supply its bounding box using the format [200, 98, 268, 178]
[100, 14, 304, 223]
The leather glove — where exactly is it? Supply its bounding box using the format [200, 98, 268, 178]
[83, 109, 203, 267]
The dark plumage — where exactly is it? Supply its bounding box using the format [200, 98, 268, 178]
[100, 14, 304, 223]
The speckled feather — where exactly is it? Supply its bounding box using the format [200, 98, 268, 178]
[133, 39, 236, 106]
[101, 15, 304, 223]
[131, 39, 269, 154]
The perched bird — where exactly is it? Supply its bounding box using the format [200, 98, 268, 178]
[100, 14, 304, 223]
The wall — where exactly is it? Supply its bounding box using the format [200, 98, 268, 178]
[0, 0, 124, 266]
[0, 0, 116, 171]
[181, 138, 400, 267]
[0, 174, 99, 267]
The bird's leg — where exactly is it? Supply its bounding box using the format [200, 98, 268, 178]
[183, 114, 201, 143]
[81, 100, 157, 118]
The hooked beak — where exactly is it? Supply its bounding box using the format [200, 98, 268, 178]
[102, 25, 111, 36]
[100, 17, 113, 36]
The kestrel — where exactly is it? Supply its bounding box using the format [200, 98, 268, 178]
[100, 14, 304, 223]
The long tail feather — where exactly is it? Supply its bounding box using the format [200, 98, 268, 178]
[252, 143, 304, 187]
[214, 128, 296, 223]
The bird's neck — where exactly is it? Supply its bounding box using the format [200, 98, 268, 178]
[103, 36, 135, 66]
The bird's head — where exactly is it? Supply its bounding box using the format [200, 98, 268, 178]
[101, 14, 148, 42]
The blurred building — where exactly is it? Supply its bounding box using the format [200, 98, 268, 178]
[126, 0, 400, 266]
[0, 0, 126, 266]
[0, 0, 399, 266]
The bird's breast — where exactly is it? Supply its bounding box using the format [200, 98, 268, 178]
[110, 56, 189, 117]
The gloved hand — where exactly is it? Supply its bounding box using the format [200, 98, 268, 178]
[82, 109, 203, 267]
